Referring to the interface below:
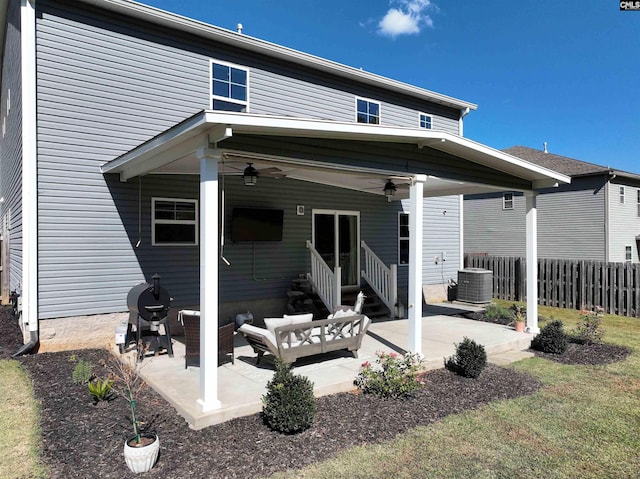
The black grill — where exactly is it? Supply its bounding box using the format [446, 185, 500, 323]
[123, 274, 174, 360]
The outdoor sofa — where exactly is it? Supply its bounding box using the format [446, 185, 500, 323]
[238, 311, 370, 365]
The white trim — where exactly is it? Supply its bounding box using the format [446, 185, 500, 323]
[355, 96, 381, 125]
[459, 194, 464, 269]
[418, 112, 432, 130]
[21, 0, 38, 334]
[151, 197, 199, 246]
[101, 111, 571, 188]
[503, 192, 514, 210]
[210, 59, 250, 112]
[311, 209, 361, 289]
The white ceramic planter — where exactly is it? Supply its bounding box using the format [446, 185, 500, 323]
[123, 434, 160, 473]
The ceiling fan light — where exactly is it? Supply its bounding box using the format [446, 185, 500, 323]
[242, 163, 258, 186]
[383, 179, 397, 200]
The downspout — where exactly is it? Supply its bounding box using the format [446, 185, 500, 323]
[14, 0, 39, 356]
[458, 107, 470, 136]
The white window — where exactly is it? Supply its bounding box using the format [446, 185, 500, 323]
[152, 198, 198, 246]
[399, 213, 409, 265]
[503, 193, 514, 210]
[637, 189, 640, 217]
[211, 60, 248, 112]
[356, 97, 380, 124]
[625, 245, 632, 262]
[419, 113, 432, 129]
[619, 186, 625, 204]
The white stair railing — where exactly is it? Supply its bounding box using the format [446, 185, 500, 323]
[361, 241, 398, 316]
[306, 241, 341, 312]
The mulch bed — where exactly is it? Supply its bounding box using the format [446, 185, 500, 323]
[0, 305, 631, 478]
[532, 342, 631, 365]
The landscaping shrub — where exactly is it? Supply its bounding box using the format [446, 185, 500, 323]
[71, 357, 94, 385]
[355, 351, 424, 399]
[88, 377, 114, 402]
[262, 358, 316, 434]
[531, 319, 568, 354]
[445, 337, 487, 379]
[571, 307, 604, 344]
[484, 303, 513, 321]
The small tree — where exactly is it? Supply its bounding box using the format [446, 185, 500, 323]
[445, 337, 487, 379]
[262, 358, 316, 434]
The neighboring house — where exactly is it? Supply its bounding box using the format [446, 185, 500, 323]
[1, 0, 567, 410]
[464, 145, 640, 263]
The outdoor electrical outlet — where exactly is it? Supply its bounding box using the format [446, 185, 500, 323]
[434, 255, 440, 264]
[442, 252, 447, 261]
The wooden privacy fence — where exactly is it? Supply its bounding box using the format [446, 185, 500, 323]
[465, 255, 640, 318]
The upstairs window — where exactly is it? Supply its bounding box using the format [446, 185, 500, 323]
[419, 113, 432, 129]
[625, 245, 632, 262]
[152, 198, 198, 246]
[356, 98, 380, 124]
[619, 186, 625, 204]
[637, 190, 640, 217]
[503, 193, 514, 210]
[211, 61, 248, 112]
[399, 213, 410, 265]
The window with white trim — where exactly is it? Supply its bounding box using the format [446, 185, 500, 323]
[637, 189, 640, 217]
[625, 245, 632, 262]
[211, 60, 248, 112]
[356, 98, 380, 124]
[399, 213, 409, 265]
[503, 193, 514, 210]
[152, 198, 198, 246]
[419, 113, 432, 129]
[619, 186, 625, 204]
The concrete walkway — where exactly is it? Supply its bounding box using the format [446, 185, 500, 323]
[138, 304, 534, 430]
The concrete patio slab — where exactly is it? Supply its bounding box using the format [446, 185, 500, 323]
[137, 306, 533, 430]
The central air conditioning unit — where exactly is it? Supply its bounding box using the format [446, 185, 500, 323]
[457, 268, 493, 303]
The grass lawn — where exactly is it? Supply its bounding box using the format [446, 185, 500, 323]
[0, 360, 48, 479]
[269, 303, 640, 479]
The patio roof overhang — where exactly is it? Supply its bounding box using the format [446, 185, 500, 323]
[100, 111, 571, 197]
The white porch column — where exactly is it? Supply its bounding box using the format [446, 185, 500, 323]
[408, 176, 426, 354]
[197, 148, 222, 412]
[525, 193, 540, 334]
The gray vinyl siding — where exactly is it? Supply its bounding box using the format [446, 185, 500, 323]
[464, 176, 607, 261]
[0, 0, 23, 293]
[34, 0, 463, 318]
[607, 182, 640, 263]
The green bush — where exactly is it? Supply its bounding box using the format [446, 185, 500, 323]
[88, 377, 114, 402]
[572, 307, 605, 344]
[355, 351, 424, 399]
[262, 358, 316, 434]
[71, 358, 94, 385]
[445, 337, 487, 379]
[484, 304, 513, 320]
[531, 319, 568, 354]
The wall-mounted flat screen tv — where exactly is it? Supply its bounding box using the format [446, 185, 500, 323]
[231, 208, 284, 242]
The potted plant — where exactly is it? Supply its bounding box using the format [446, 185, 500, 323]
[513, 304, 526, 332]
[107, 344, 159, 474]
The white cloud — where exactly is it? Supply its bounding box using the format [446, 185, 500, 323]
[377, 0, 436, 38]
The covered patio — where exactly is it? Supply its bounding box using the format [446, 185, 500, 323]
[137, 304, 534, 430]
[101, 110, 570, 416]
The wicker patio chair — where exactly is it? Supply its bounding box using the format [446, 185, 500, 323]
[179, 310, 234, 368]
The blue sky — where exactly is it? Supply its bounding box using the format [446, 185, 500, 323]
[144, 0, 639, 172]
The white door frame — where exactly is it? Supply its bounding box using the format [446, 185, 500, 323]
[311, 209, 361, 290]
